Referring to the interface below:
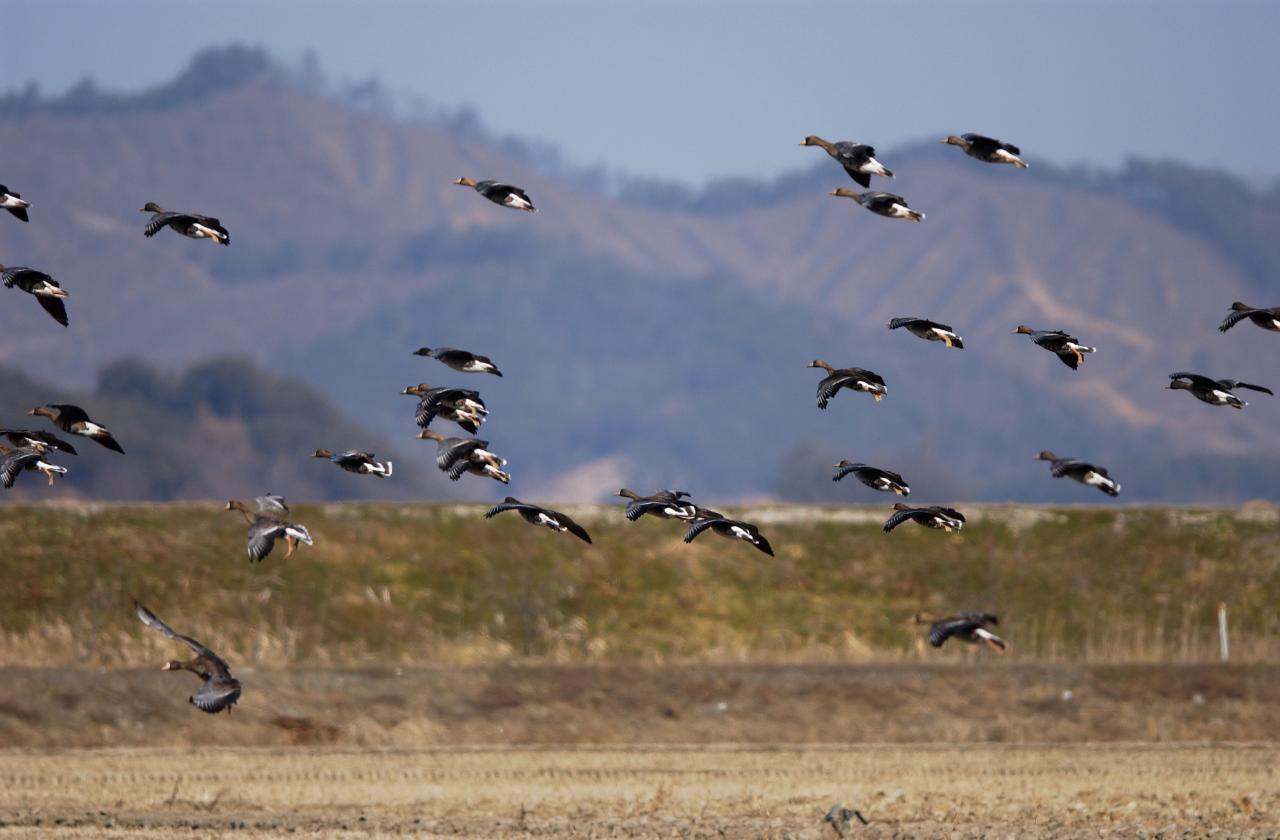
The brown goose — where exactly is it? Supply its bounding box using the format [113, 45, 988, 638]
[1219, 302, 1280, 334]
[915, 612, 1006, 652]
[417, 430, 510, 484]
[617, 488, 698, 521]
[453, 178, 536, 212]
[28, 404, 124, 453]
[888, 317, 963, 349]
[808, 360, 886, 408]
[312, 449, 392, 478]
[684, 515, 774, 556]
[800, 135, 893, 188]
[2, 264, 70, 326]
[141, 202, 229, 244]
[135, 601, 241, 714]
[832, 461, 909, 495]
[414, 347, 503, 376]
[1036, 450, 1119, 497]
[883, 503, 966, 533]
[829, 188, 923, 222]
[942, 134, 1028, 168]
[485, 497, 592, 543]
[1167, 372, 1272, 409]
[401, 384, 487, 433]
[225, 494, 313, 562]
[1012, 326, 1096, 370]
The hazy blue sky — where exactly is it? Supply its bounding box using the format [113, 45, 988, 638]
[8, 0, 1279, 185]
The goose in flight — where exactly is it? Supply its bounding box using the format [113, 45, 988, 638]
[822, 804, 869, 837]
[401, 384, 487, 433]
[617, 488, 698, 521]
[414, 346, 503, 376]
[453, 177, 536, 212]
[887, 317, 963, 349]
[1012, 326, 1096, 370]
[1167, 372, 1272, 409]
[28, 404, 124, 453]
[800, 135, 893, 188]
[2, 264, 70, 326]
[942, 134, 1028, 168]
[808, 360, 886, 408]
[832, 461, 909, 496]
[135, 601, 242, 713]
[225, 494, 313, 562]
[417, 430, 510, 484]
[829, 188, 924, 222]
[0, 443, 68, 488]
[485, 497, 592, 543]
[1036, 451, 1119, 497]
[917, 612, 1006, 653]
[141, 202, 229, 244]
[1219, 302, 1280, 334]
[0, 184, 30, 222]
[684, 515, 774, 556]
[0, 428, 78, 455]
[312, 449, 392, 478]
[883, 504, 966, 533]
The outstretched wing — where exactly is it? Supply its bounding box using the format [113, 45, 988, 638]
[683, 517, 726, 543]
[883, 509, 917, 533]
[928, 615, 978, 647]
[247, 519, 285, 561]
[50, 404, 91, 426]
[144, 211, 191, 238]
[1228, 381, 1273, 395]
[556, 512, 593, 544]
[887, 317, 922, 330]
[36, 295, 69, 327]
[1170, 372, 1219, 389]
[0, 449, 38, 488]
[832, 463, 863, 482]
[1048, 458, 1085, 479]
[1218, 308, 1257, 333]
[255, 494, 289, 515]
[134, 600, 232, 674]
[485, 498, 534, 518]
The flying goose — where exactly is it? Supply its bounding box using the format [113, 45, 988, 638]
[1012, 326, 1096, 370]
[0, 184, 29, 222]
[1219, 302, 1280, 334]
[135, 601, 241, 714]
[414, 347, 503, 376]
[832, 461, 909, 496]
[0, 443, 68, 488]
[1036, 450, 1119, 497]
[0, 428, 78, 455]
[916, 612, 1006, 653]
[453, 177, 536, 212]
[312, 449, 392, 478]
[1, 264, 70, 326]
[617, 488, 698, 521]
[401, 384, 487, 432]
[225, 494, 313, 562]
[485, 497, 592, 543]
[942, 134, 1028, 168]
[800, 135, 893, 188]
[1167, 372, 1272, 409]
[829, 188, 923, 222]
[888, 317, 963, 349]
[883, 503, 966, 533]
[28, 404, 124, 453]
[141, 202, 229, 244]
[684, 515, 774, 556]
[417, 430, 510, 484]
[808, 360, 887, 407]
[823, 804, 869, 837]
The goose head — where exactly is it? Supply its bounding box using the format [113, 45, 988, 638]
[452, 177, 478, 188]
[799, 135, 829, 148]
[828, 188, 862, 200]
[416, 430, 445, 442]
[27, 406, 55, 419]
[312, 449, 334, 459]
[1036, 450, 1058, 461]
[400, 384, 431, 396]
[1166, 378, 1192, 391]
[807, 359, 836, 373]
[413, 347, 434, 357]
[140, 202, 166, 213]
[616, 488, 642, 500]
[892, 502, 915, 511]
[1230, 302, 1253, 312]
[1012, 325, 1035, 335]
[941, 135, 970, 149]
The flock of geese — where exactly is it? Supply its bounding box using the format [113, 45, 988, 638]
[1, 128, 1277, 734]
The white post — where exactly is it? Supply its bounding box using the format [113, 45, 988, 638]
[1218, 602, 1229, 663]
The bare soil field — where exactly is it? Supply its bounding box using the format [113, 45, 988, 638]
[0, 744, 1274, 839]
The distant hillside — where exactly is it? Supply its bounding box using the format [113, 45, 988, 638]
[0, 358, 449, 502]
[1, 47, 1278, 503]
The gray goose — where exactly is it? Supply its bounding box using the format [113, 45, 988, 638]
[414, 347, 503, 376]
[916, 612, 1006, 652]
[135, 601, 241, 714]
[800, 135, 893, 188]
[1219, 302, 1280, 334]
[1167, 372, 1272, 409]
[808, 360, 886, 408]
[453, 177, 536, 212]
[829, 188, 923, 222]
[941, 134, 1028, 168]
[0, 443, 68, 488]
[141, 202, 229, 244]
[0, 184, 30, 222]
[225, 494, 313, 562]
[617, 488, 698, 521]
[832, 461, 909, 496]
[888, 317, 963, 349]
[417, 430, 510, 484]
[684, 515, 774, 556]
[28, 404, 124, 453]
[313, 449, 392, 478]
[823, 804, 869, 837]
[401, 384, 487, 433]
[1012, 326, 1095, 370]
[485, 497, 592, 543]
[1036, 451, 1119, 497]
[2, 264, 70, 326]
[883, 503, 965, 533]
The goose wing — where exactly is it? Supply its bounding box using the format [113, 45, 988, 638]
[436, 438, 485, 470]
[883, 508, 922, 533]
[49, 404, 91, 427]
[0, 449, 40, 488]
[255, 494, 289, 515]
[928, 614, 981, 647]
[817, 374, 858, 408]
[144, 211, 192, 237]
[1032, 331, 1071, 351]
[933, 507, 967, 523]
[36, 292, 69, 327]
[1170, 372, 1221, 389]
[0, 429, 77, 455]
[554, 511, 593, 544]
[134, 601, 233, 676]
[887, 317, 924, 330]
[1054, 350, 1080, 369]
[1221, 380, 1273, 395]
[190, 677, 242, 713]
[1048, 458, 1086, 478]
[832, 462, 865, 482]
[852, 368, 886, 387]
[485, 498, 537, 518]
[247, 517, 286, 561]
[683, 517, 728, 543]
[1218, 307, 1259, 333]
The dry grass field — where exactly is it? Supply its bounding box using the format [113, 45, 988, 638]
[0, 744, 1275, 838]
